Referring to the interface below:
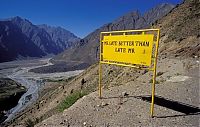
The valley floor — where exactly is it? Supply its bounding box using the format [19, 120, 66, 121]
[0, 58, 83, 126]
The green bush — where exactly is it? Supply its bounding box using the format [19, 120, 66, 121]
[57, 90, 87, 112]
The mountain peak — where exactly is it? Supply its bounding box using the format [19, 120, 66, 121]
[159, 3, 175, 8]
[6, 16, 33, 26]
[12, 16, 23, 20]
[9, 16, 25, 22]
[0, 16, 23, 22]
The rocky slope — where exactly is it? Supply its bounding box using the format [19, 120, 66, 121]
[52, 3, 175, 65]
[0, 17, 79, 62]
[37, 58, 199, 127]
[34, 0, 199, 126]
[3, 0, 200, 126]
[153, 0, 200, 58]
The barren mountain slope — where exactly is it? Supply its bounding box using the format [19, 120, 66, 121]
[6, 0, 199, 126]
[36, 0, 200, 126]
[153, 0, 200, 57]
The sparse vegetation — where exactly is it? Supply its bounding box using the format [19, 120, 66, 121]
[160, 79, 166, 83]
[25, 117, 42, 127]
[57, 90, 88, 112]
[167, 75, 172, 79]
[175, 73, 181, 76]
[43, 76, 76, 83]
[43, 78, 63, 82]
[65, 76, 76, 82]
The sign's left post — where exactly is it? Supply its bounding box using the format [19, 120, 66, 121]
[99, 33, 102, 98]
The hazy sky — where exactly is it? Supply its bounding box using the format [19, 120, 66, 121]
[0, 0, 182, 38]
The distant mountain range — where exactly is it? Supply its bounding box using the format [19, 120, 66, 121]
[30, 3, 176, 73]
[0, 3, 175, 64]
[52, 3, 175, 65]
[0, 16, 80, 62]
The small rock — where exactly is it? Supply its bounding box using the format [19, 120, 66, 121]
[104, 123, 110, 127]
[70, 89, 74, 94]
[122, 91, 129, 97]
[83, 122, 87, 126]
[101, 102, 108, 106]
[2, 110, 7, 114]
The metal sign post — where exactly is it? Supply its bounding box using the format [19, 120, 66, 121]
[99, 29, 160, 117]
[150, 29, 160, 117]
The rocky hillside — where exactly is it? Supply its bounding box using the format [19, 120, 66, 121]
[153, 0, 200, 58]
[0, 17, 80, 62]
[38, 24, 80, 51]
[3, 0, 200, 126]
[37, 57, 199, 126]
[34, 1, 199, 126]
[52, 3, 175, 65]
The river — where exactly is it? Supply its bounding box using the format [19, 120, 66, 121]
[3, 58, 83, 122]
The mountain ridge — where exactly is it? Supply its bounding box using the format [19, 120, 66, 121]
[0, 16, 80, 62]
[52, 3, 175, 66]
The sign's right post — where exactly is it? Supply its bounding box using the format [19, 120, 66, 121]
[150, 29, 160, 117]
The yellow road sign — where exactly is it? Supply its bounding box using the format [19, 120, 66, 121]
[102, 34, 154, 66]
[99, 29, 160, 118]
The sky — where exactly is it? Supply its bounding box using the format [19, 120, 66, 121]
[0, 0, 182, 38]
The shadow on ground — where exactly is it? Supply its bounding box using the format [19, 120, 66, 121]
[135, 95, 200, 118]
[102, 95, 200, 118]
